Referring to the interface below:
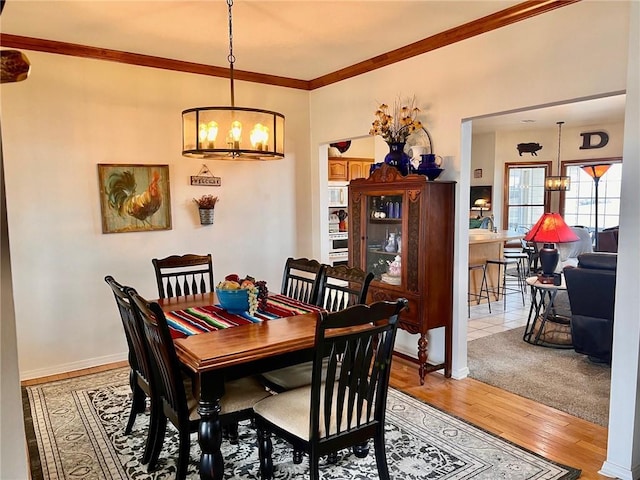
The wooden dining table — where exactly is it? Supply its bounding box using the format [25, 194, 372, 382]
[157, 292, 321, 480]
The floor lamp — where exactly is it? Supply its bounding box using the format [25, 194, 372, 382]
[581, 164, 611, 251]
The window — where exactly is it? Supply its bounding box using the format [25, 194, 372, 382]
[562, 159, 622, 234]
[504, 163, 550, 232]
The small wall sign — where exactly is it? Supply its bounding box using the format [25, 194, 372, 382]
[190, 164, 221, 186]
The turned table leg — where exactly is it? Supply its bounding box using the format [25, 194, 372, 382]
[198, 371, 225, 480]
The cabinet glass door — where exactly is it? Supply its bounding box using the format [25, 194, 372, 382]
[365, 193, 403, 286]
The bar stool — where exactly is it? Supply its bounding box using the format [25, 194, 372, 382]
[486, 256, 526, 308]
[468, 262, 491, 317]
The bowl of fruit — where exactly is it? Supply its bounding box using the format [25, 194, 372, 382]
[216, 274, 268, 315]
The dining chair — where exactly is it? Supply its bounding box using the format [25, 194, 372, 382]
[316, 264, 374, 312]
[252, 299, 408, 480]
[128, 290, 271, 480]
[260, 264, 373, 395]
[104, 275, 157, 465]
[280, 257, 324, 304]
[152, 253, 214, 299]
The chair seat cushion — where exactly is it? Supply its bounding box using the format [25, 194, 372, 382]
[185, 376, 271, 421]
[253, 384, 369, 441]
[260, 358, 336, 391]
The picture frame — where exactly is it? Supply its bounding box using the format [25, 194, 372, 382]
[98, 164, 172, 234]
[470, 185, 492, 210]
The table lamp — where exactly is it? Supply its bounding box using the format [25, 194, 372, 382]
[524, 212, 579, 283]
[474, 198, 488, 218]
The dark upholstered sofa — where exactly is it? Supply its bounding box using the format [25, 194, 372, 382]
[563, 253, 617, 364]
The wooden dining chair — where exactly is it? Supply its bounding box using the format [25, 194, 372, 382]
[152, 253, 214, 299]
[316, 264, 374, 312]
[104, 275, 157, 465]
[253, 299, 407, 480]
[128, 290, 271, 480]
[261, 264, 374, 394]
[280, 257, 324, 304]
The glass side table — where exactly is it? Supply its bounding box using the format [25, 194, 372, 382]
[523, 276, 573, 348]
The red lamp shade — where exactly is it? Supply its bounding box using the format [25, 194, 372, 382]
[524, 213, 579, 244]
[524, 213, 579, 282]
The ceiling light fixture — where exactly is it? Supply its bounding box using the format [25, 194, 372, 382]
[181, 0, 285, 160]
[544, 121, 570, 191]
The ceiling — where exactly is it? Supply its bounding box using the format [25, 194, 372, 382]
[1, 0, 521, 81]
[0, 0, 626, 131]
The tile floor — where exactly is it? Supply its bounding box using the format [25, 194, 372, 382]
[467, 284, 531, 342]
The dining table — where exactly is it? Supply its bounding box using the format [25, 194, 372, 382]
[157, 291, 325, 480]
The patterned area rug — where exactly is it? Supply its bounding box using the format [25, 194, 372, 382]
[23, 368, 580, 480]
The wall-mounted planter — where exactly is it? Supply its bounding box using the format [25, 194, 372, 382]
[199, 208, 215, 225]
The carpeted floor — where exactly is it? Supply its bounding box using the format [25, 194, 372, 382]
[467, 326, 610, 426]
[23, 368, 581, 480]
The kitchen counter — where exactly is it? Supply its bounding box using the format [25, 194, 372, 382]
[469, 229, 525, 245]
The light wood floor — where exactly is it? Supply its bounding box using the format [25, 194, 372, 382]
[391, 357, 610, 480]
[23, 357, 610, 479]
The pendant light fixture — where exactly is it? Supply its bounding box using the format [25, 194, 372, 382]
[182, 0, 285, 160]
[544, 121, 570, 191]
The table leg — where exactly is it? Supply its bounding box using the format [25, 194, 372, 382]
[532, 289, 558, 345]
[523, 286, 543, 343]
[198, 371, 225, 480]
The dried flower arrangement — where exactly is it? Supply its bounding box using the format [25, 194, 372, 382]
[369, 95, 422, 144]
[193, 194, 218, 209]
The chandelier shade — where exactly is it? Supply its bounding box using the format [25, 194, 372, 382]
[181, 0, 285, 160]
[544, 175, 571, 191]
[182, 107, 285, 159]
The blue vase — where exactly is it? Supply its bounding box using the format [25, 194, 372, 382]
[384, 142, 411, 176]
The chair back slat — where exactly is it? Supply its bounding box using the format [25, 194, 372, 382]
[280, 257, 323, 304]
[152, 253, 214, 299]
[310, 299, 406, 445]
[316, 265, 374, 312]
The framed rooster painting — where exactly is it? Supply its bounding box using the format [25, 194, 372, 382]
[98, 164, 172, 234]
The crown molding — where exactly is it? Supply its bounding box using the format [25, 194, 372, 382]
[0, 0, 579, 91]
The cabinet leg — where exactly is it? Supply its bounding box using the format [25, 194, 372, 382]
[418, 334, 428, 385]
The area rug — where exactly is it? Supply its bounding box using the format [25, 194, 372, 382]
[23, 368, 580, 480]
[468, 326, 610, 426]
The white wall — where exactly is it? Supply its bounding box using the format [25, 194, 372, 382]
[601, 1, 640, 477]
[1, 52, 311, 378]
[0, 137, 29, 480]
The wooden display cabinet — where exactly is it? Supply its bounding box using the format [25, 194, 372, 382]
[348, 163, 455, 383]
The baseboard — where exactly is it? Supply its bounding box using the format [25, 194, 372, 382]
[451, 366, 470, 380]
[599, 460, 640, 480]
[20, 352, 128, 382]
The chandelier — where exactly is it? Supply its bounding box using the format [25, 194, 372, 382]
[182, 0, 285, 160]
[544, 121, 570, 191]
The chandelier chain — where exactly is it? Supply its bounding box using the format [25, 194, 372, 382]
[556, 121, 564, 175]
[227, 0, 235, 106]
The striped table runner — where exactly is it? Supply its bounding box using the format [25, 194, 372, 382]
[165, 293, 324, 338]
